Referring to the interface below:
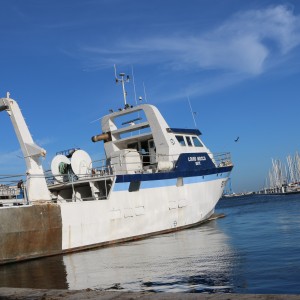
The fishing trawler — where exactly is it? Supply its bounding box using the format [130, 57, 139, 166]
[0, 73, 233, 265]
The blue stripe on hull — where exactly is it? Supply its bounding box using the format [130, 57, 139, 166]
[113, 182, 130, 192]
[113, 171, 230, 191]
[115, 166, 232, 183]
[141, 178, 177, 189]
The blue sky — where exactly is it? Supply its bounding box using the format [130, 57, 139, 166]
[0, 0, 299, 192]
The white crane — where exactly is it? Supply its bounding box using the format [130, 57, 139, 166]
[0, 93, 51, 201]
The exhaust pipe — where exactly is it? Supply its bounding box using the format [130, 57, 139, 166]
[91, 132, 111, 143]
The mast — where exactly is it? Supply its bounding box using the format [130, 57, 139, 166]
[114, 65, 130, 106]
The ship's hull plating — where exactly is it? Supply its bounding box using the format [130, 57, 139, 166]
[0, 171, 230, 264]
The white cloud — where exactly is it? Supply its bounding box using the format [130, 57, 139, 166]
[0, 149, 22, 163]
[0, 149, 25, 175]
[35, 137, 55, 147]
[81, 5, 300, 75]
[0, 138, 54, 174]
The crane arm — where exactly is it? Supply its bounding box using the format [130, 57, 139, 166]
[0, 93, 51, 201]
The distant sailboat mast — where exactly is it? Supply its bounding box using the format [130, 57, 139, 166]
[265, 151, 300, 193]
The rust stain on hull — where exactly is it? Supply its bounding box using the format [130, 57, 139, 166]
[0, 204, 62, 264]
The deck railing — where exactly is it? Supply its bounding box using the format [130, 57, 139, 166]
[45, 151, 233, 183]
[1, 152, 232, 205]
[213, 152, 233, 167]
[4, 152, 233, 191]
[0, 174, 26, 206]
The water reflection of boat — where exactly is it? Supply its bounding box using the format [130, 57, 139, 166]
[63, 221, 234, 292]
[0, 73, 233, 265]
[0, 255, 68, 290]
[0, 220, 234, 292]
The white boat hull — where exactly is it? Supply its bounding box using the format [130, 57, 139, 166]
[60, 172, 229, 250]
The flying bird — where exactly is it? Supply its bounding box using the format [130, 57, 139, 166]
[234, 137, 240, 142]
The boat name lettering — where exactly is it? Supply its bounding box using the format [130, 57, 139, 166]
[188, 156, 206, 165]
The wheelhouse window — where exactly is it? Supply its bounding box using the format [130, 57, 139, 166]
[186, 136, 193, 146]
[175, 135, 186, 146]
[192, 136, 203, 147]
[128, 142, 138, 150]
[149, 140, 155, 148]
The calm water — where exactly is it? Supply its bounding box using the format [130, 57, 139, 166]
[1, 194, 300, 294]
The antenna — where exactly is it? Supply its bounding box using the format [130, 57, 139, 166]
[131, 65, 137, 105]
[114, 65, 130, 106]
[114, 64, 117, 79]
[143, 82, 148, 103]
[187, 96, 197, 128]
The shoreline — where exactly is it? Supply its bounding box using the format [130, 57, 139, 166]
[1, 288, 300, 300]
